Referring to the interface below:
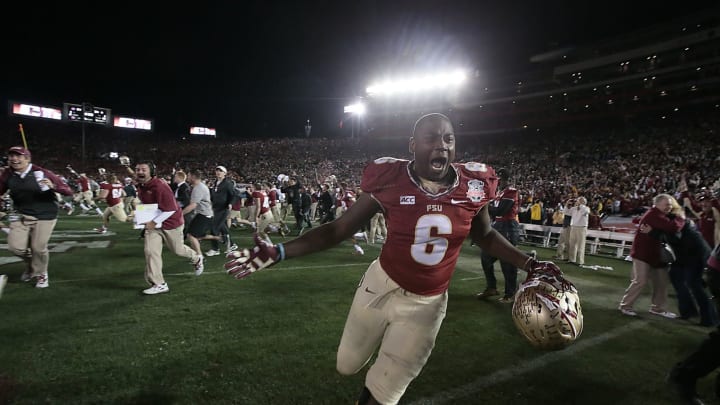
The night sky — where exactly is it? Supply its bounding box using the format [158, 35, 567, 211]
[2, 0, 716, 138]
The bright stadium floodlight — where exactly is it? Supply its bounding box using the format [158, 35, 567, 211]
[366, 69, 467, 96]
[344, 102, 366, 115]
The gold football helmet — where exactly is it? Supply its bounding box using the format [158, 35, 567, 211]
[512, 273, 583, 350]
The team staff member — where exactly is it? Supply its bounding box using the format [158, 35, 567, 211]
[134, 161, 203, 295]
[0, 146, 73, 288]
[206, 166, 237, 256]
[94, 174, 127, 234]
[225, 114, 565, 405]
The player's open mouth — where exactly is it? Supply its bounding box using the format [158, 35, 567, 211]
[430, 157, 447, 170]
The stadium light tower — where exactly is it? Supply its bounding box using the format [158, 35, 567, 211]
[366, 69, 467, 96]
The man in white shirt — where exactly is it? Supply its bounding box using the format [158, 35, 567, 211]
[568, 197, 590, 265]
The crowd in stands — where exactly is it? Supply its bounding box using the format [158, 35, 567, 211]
[4, 114, 719, 229]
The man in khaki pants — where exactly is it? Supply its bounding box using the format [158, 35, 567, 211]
[619, 194, 684, 318]
[568, 197, 590, 265]
[133, 161, 203, 295]
[0, 146, 73, 288]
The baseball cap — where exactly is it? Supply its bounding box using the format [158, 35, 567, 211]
[8, 146, 30, 157]
[215, 166, 227, 173]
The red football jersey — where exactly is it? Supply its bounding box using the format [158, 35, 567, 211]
[78, 177, 90, 192]
[698, 212, 716, 247]
[252, 191, 269, 214]
[494, 187, 519, 222]
[342, 190, 356, 209]
[268, 189, 278, 207]
[100, 182, 124, 206]
[361, 158, 497, 295]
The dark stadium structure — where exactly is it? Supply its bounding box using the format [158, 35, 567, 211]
[364, 8, 720, 138]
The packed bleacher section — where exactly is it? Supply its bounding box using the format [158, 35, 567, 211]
[4, 110, 718, 231]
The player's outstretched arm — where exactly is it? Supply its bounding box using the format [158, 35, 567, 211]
[470, 205, 533, 271]
[226, 192, 380, 279]
[283, 192, 379, 257]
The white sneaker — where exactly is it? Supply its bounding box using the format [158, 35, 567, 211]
[193, 256, 204, 276]
[142, 283, 169, 295]
[225, 244, 238, 254]
[35, 273, 49, 289]
[205, 249, 220, 257]
[649, 309, 677, 319]
[353, 245, 364, 256]
[94, 227, 107, 234]
[0, 274, 7, 298]
[619, 307, 637, 317]
[20, 271, 33, 282]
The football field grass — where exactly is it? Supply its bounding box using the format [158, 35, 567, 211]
[0, 214, 717, 404]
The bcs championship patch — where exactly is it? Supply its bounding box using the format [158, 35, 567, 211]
[466, 179, 485, 202]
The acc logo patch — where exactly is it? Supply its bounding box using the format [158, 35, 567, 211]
[466, 180, 485, 202]
[400, 195, 416, 205]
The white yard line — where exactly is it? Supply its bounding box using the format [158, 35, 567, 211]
[408, 321, 648, 405]
[49, 262, 368, 283]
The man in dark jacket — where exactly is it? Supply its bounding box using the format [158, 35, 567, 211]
[206, 166, 237, 256]
[0, 146, 73, 288]
[296, 186, 312, 235]
[668, 244, 720, 404]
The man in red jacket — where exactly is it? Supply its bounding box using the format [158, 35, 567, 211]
[619, 193, 684, 318]
[134, 161, 203, 295]
[0, 146, 73, 288]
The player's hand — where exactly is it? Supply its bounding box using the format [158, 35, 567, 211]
[144, 221, 157, 230]
[525, 259, 576, 291]
[225, 233, 284, 279]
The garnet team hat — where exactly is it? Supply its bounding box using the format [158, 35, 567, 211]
[8, 146, 30, 157]
[215, 166, 228, 173]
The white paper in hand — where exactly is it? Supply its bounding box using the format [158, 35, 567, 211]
[134, 204, 162, 229]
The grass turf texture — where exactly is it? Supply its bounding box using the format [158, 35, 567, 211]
[0, 214, 717, 404]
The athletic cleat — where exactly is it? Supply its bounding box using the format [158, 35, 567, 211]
[35, 273, 49, 289]
[205, 249, 220, 257]
[193, 256, 204, 276]
[353, 245, 364, 256]
[0, 274, 7, 299]
[142, 283, 169, 295]
[225, 244, 238, 254]
[619, 307, 638, 317]
[94, 227, 107, 234]
[20, 271, 33, 282]
[476, 288, 499, 300]
[649, 309, 678, 319]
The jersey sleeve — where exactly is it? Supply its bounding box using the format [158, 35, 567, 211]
[457, 161, 498, 202]
[360, 157, 407, 194]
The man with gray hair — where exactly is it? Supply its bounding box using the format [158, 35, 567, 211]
[568, 196, 590, 265]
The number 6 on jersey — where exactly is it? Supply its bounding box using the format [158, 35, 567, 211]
[411, 214, 452, 266]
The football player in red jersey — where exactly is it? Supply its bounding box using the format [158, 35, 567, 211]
[226, 113, 565, 405]
[94, 174, 127, 234]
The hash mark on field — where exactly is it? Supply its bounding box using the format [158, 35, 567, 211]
[407, 321, 648, 405]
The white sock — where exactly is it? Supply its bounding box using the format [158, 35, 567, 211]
[80, 203, 89, 211]
[95, 207, 103, 215]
